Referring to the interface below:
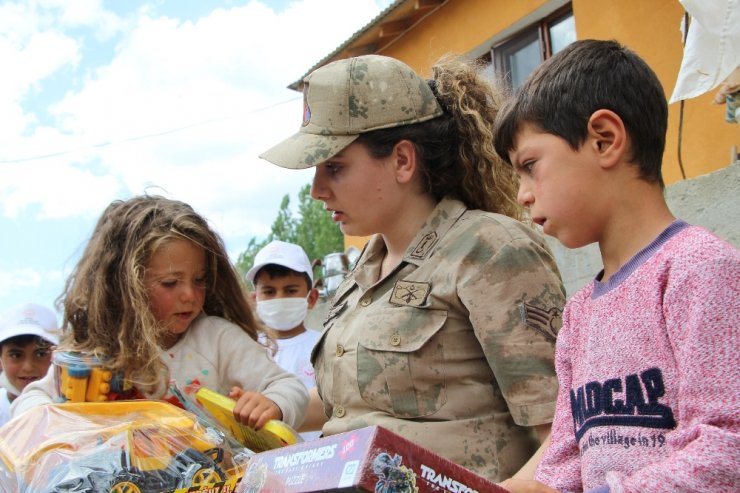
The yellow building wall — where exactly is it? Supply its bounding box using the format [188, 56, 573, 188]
[571, 0, 736, 184]
[345, 0, 738, 251]
[376, 0, 551, 76]
[379, 0, 736, 182]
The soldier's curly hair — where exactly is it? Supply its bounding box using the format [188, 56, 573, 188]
[357, 54, 521, 219]
[57, 194, 262, 394]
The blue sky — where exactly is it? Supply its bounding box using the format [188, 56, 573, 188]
[0, 0, 393, 319]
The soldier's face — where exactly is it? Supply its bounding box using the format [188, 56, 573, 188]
[311, 142, 402, 237]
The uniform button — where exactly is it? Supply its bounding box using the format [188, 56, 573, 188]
[336, 345, 345, 357]
[334, 405, 346, 418]
[390, 334, 401, 346]
[360, 298, 371, 307]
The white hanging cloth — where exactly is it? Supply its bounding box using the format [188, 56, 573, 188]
[669, 0, 740, 103]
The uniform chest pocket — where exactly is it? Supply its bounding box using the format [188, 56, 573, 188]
[356, 307, 447, 418]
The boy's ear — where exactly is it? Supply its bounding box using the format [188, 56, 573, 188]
[250, 291, 257, 302]
[392, 140, 418, 184]
[307, 288, 320, 309]
[587, 109, 628, 169]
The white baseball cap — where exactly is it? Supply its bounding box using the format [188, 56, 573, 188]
[0, 303, 60, 346]
[246, 240, 313, 284]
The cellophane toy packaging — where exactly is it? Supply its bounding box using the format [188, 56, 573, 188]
[0, 400, 251, 493]
[52, 350, 147, 403]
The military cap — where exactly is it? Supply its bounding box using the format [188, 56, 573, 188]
[260, 55, 444, 169]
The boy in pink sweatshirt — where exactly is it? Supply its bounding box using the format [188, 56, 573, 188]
[493, 39, 739, 493]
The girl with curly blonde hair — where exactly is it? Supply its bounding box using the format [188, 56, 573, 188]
[12, 195, 308, 430]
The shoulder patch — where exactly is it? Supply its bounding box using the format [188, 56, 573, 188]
[389, 280, 430, 307]
[519, 302, 562, 342]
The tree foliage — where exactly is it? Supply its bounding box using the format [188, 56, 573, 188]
[235, 184, 344, 285]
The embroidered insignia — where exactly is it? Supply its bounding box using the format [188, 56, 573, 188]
[389, 280, 430, 307]
[409, 232, 438, 259]
[519, 302, 562, 342]
[302, 83, 311, 126]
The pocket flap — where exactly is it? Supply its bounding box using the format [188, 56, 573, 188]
[359, 307, 447, 352]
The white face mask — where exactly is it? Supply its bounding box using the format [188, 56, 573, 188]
[256, 297, 308, 331]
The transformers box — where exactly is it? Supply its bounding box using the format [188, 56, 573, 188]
[239, 425, 508, 493]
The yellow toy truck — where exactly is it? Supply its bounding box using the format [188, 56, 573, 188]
[0, 400, 248, 493]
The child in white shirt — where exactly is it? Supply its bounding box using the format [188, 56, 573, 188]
[247, 240, 321, 441]
[0, 303, 59, 426]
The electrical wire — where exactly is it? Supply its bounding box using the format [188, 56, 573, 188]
[0, 95, 300, 164]
[677, 11, 689, 180]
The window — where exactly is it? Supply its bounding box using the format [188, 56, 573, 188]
[491, 8, 576, 89]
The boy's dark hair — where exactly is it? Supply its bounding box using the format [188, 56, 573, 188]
[0, 335, 53, 351]
[494, 39, 668, 188]
[254, 264, 312, 291]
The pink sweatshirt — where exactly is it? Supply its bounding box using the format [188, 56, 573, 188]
[536, 221, 740, 493]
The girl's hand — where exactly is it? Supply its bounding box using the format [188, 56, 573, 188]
[229, 386, 283, 430]
[498, 479, 559, 493]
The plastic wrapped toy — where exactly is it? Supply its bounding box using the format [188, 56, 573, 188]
[168, 382, 301, 453]
[52, 351, 146, 403]
[0, 400, 250, 492]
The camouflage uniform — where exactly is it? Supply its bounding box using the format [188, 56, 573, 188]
[259, 54, 565, 480]
[312, 198, 565, 481]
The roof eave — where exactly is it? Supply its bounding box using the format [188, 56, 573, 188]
[288, 0, 447, 91]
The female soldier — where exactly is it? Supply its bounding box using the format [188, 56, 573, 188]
[259, 54, 564, 481]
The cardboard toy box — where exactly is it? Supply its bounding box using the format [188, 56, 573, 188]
[240, 425, 508, 492]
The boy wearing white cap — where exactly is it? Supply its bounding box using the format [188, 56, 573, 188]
[0, 303, 59, 426]
[246, 240, 321, 440]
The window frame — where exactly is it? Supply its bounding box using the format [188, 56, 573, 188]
[488, 5, 574, 89]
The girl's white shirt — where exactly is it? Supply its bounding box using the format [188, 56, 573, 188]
[11, 314, 309, 428]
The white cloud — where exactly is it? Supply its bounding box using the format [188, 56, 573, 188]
[1, 0, 387, 311]
[0, 266, 72, 311]
[0, 12, 80, 137]
[0, 268, 42, 295]
[2, 0, 383, 226]
[0, 158, 122, 219]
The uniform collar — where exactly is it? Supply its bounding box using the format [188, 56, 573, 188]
[350, 197, 467, 289]
[352, 234, 386, 289]
[402, 197, 467, 265]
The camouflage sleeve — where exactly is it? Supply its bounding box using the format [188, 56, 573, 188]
[458, 233, 565, 426]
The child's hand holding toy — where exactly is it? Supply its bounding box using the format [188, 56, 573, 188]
[229, 386, 282, 430]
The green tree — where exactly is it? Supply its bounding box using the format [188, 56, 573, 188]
[270, 195, 298, 244]
[236, 184, 344, 286]
[294, 184, 344, 266]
